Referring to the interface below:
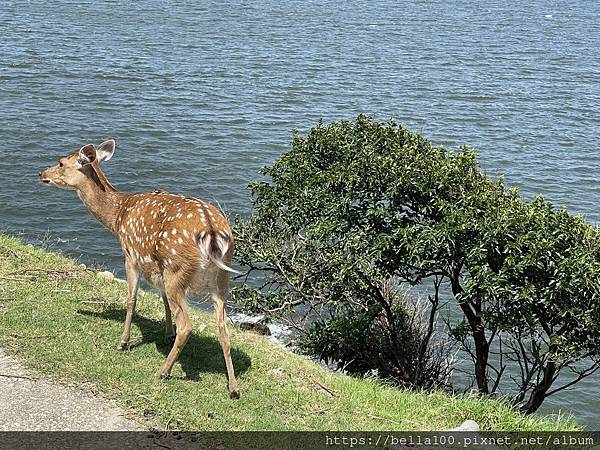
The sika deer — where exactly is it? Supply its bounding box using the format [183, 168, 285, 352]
[39, 140, 240, 398]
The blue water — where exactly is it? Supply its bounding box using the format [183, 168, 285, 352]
[1, 0, 599, 427]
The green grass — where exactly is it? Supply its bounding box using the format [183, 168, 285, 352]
[0, 233, 578, 431]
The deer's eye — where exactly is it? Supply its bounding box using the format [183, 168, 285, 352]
[59, 162, 64, 167]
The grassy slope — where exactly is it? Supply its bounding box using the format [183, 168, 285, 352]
[0, 233, 577, 431]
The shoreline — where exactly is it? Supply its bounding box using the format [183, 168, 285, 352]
[94, 269, 296, 348]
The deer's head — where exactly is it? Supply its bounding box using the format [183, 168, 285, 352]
[39, 140, 116, 191]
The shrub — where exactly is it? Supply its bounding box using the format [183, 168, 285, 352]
[298, 279, 455, 390]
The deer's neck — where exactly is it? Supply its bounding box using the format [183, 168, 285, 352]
[76, 164, 125, 234]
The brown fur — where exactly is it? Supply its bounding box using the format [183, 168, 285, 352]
[39, 140, 240, 398]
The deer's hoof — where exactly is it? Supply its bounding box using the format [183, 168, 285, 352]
[117, 341, 129, 350]
[155, 371, 171, 381]
[229, 386, 240, 399]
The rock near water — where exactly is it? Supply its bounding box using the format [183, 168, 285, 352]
[96, 271, 115, 282]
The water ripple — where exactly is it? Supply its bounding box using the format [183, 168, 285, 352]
[1, 0, 599, 426]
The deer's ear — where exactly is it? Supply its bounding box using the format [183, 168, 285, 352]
[97, 139, 115, 162]
[78, 144, 97, 166]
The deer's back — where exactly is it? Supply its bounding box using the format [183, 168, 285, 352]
[115, 191, 232, 290]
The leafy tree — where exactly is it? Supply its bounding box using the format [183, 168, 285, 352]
[234, 115, 600, 412]
[456, 196, 600, 412]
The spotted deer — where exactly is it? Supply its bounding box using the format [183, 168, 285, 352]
[39, 139, 240, 398]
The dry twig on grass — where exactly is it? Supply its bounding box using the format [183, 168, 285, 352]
[313, 379, 336, 397]
[9, 267, 82, 280]
[0, 373, 36, 381]
[366, 413, 401, 425]
[9, 333, 53, 340]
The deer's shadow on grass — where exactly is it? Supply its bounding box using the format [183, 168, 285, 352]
[78, 307, 251, 381]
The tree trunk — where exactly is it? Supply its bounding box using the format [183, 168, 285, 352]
[451, 274, 490, 394]
[458, 303, 490, 394]
[472, 321, 490, 394]
[521, 361, 556, 414]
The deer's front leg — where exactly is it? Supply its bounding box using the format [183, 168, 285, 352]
[118, 257, 140, 350]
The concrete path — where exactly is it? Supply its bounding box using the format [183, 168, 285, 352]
[0, 349, 143, 431]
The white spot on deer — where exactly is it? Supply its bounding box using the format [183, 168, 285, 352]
[171, 248, 177, 255]
[183, 229, 189, 238]
[143, 255, 152, 263]
[177, 237, 183, 244]
[187, 213, 193, 219]
[172, 228, 177, 235]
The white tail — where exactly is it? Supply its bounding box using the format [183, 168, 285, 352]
[198, 230, 241, 274]
[39, 140, 241, 398]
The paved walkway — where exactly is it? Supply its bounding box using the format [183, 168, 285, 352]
[0, 349, 143, 431]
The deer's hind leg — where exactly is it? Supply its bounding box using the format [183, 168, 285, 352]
[211, 269, 240, 399]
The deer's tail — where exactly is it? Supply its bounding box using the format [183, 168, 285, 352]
[196, 230, 241, 274]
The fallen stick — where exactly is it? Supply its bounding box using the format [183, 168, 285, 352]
[313, 379, 336, 397]
[0, 373, 35, 381]
[81, 300, 116, 305]
[0, 276, 30, 282]
[366, 413, 401, 425]
[9, 268, 80, 280]
[9, 333, 52, 340]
